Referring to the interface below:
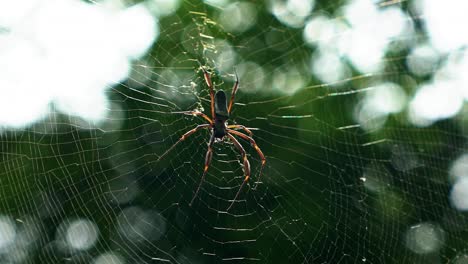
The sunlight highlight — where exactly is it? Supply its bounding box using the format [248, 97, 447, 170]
[419, 0, 468, 52]
[303, 0, 412, 81]
[0, 0, 40, 27]
[0, 0, 158, 129]
[340, 0, 411, 73]
[269, 0, 315, 28]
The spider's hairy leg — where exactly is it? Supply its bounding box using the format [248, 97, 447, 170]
[190, 132, 215, 206]
[227, 124, 253, 136]
[228, 129, 266, 187]
[227, 70, 239, 114]
[201, 67, 216, 119]
[172, 110, 213, 124]
[157, 124, 210, 162]
[226, 133, 251, 211]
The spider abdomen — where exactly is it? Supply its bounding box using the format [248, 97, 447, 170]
[213, 120, 227, 138]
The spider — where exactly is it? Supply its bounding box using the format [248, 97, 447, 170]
[158, 67, 266, 211]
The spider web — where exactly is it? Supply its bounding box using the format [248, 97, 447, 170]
[1, 0, 467, 263]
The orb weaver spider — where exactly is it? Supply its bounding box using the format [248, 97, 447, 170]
[158, 67, 266, 211]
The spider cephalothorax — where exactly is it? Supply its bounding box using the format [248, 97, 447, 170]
[158, 67, 266, 211]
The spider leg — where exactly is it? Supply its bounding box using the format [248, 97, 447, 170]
[190, 131, 216, 206]
[226, 133, 251, 211]
[227, 70, 239, 114]
[201, 67, 216, 119]
[172, 110, 213, 124]
[227, 124, 253, 136]
[228, 129, 266, 187]
[157, 124, 210, 162]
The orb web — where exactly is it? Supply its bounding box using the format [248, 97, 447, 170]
[0, 1, 467, 263]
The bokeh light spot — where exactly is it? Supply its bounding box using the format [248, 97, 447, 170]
[420, 0, 468, 52]
[404, 223, 445, 254]
[449, 153, 468, 183]
[65, 219, 99, 251]
[362, 162, 392, 193]
[218, 2, 257, 33]
[93, 252, 125, 264]
[451, 178, 468, 211]
[407, 44, 440, 77]
[0, 216, 16, 249]
[269, 0, 314, 28]
[365, 83, 407, 115]
[409, 81, 463, 126]
[236, 61, 265, 93]
[117, 207, 167, 242]
[310, 47, 349, 85]
[146, 0, 181, 18]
